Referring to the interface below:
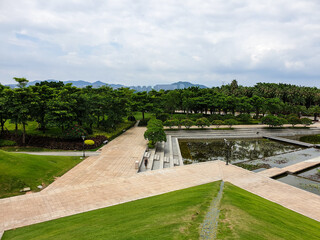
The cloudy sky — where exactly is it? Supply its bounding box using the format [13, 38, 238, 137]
[0, 0, 320, 87]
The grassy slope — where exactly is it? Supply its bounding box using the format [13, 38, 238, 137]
[0, 150, 82, 198]
[217, 182, 320, 240]
[3, 181, 320, 240]
[3, 182, 221, 240]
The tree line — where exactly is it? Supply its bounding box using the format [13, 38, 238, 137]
[1, 78, 320, 144]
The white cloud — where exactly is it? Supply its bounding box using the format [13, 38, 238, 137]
[0, 0, 319, 87]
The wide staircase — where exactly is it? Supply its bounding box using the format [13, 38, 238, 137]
[139, 127, 320, 172]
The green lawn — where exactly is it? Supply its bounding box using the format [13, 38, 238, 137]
[2, 182, 221, 240]
[0, 150, 82, 198]
[3, 181, 320, 240]
[216, 182, 320, 239]
[133, 112, 154, 120]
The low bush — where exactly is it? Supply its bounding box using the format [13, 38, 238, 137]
[164, 119, 179, 128]
[300, 134, 320, 144]
[156, 113, 170, 122]
[195, 118, 211, 128]
[287, 115, 301, 127]
[84, 140, 95, 145]
[0, 139, 16, 147]
[236, 113, 252, 123]
[181, 119, 194, 129]
[189, 113, 204, 121]
[224, 119, 238, 128]
[212, 120, 224, 128]
[208, 114, 223, 121]
[138, 118, 150, 126]
[261, 115, 286, 127]
[301, 118, 313, 127]
[127, 116, 136, 122]
[64, 125, 87, 140]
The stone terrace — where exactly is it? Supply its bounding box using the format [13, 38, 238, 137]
[1, 125, 320, 235]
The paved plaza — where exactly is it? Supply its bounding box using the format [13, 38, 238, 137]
[1, 125, 320, 235]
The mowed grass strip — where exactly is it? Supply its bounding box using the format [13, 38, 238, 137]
[3, 182, 221, 240]
[217, 182, 320, 240]
[0, 150, 82, 198]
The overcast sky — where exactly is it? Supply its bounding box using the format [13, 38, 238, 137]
[0, 0, 320, 87]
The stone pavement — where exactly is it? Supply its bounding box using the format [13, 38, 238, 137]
[1, 126, 320, 235]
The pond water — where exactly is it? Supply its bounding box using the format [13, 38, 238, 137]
[297, 165, 320, 182]
[274, 169, 320, 196]
[244, 148, 320, 169]
[179, 138, 303, 166]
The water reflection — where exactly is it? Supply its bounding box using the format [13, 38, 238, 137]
[179, 138, 302, 165]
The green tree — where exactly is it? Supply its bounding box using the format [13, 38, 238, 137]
[212, 120, 224, 128]
[13, 77, 29, 88]
[250, 95, 266, 118]
[224, 119, 238, 128]
[9, 80, 35, 144]
[261, 115, 286, 127]
[164, 119, 179, 129]
[181, 119, 194, 129]
[144, 118, 166, 148]
[195, 118, 210, 128]
[301, 118, 313, 127]
[309, 105, 320, 121]
[0, 85, 10, 133]
[29, 84, 55, 133]
[287, 115, 301, 127]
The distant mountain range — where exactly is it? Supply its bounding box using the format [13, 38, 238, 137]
[5, 80, 207, 91]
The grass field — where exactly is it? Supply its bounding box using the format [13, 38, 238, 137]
[3, 181, 320, 239]
[0, 150, 82, 198]
[216, 182, 320, 239]
[133, 112, 154, 120]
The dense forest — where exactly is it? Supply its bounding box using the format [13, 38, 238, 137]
[1, 78, 320, 146]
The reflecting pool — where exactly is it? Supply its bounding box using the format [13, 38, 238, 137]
[274, 168, 320, 196]
[179, 138, 303, 165]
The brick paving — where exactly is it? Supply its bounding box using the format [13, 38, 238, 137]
[1, 126, 320, 234]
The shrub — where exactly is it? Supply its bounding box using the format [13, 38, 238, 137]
[64, 125, 88, 140]
[0, 139, 17, 147]
[156, 113, 170, 122]
[164, 119, 179, 129]
[223, 114, 236, 120]
[195, 118, 211, 128]
[301, 118, 313, 127]
[181, 119, 194, 129]
[148, 141, 155, 149]
[127, 116, 136, 122]
[84, 140, 95, 145]
[236, 113, 252, 123]
[212, 120, 224, 128]
[300, 134, 320, 144]
[261, 115, 286, 127]
[138, 118, 150, 126]
[287, 115, 301, 127]
[190, 113, 204, 121]
[224, 119, 238, 128]
[208, 114, 223, 121]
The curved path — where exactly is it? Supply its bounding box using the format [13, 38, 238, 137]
[1, 125, 320, 235]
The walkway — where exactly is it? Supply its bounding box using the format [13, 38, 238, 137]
[1, 126, 320, 234]
[263, 135, 315, 148]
